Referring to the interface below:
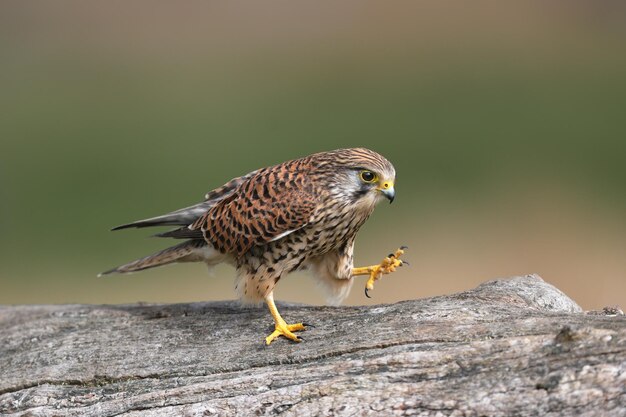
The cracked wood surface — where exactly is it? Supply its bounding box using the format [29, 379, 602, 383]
[1, 274, 624, 417]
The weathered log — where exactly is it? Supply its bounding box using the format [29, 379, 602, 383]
[1, 274, 624, 417]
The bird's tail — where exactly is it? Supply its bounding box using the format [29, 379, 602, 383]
[99, 240, 221, 276]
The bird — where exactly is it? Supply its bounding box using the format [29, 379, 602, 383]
[101, 148, 406, 344]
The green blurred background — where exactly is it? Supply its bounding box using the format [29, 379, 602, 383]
[1, 1, 624, 310]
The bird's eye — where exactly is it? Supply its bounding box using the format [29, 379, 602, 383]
[359, 170, 377, 183]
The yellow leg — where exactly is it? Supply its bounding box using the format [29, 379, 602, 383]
[265, 292, 306, 345]
[352, 246, 407, 297]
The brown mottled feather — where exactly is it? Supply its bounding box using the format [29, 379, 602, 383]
[191, 163, 318, 255]
[203, 169, 260, 201]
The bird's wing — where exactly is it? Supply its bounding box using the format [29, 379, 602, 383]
[190, 167, 318, 255]
[111, 201, 214, 231]
[203, 169, 260, 202]
[111, 169, 259, 231]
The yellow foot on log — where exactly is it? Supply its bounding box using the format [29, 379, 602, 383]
[264, 292, 307, 345]
[265, 322, 306, 345]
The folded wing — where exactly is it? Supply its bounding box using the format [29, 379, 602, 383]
[111, 169, 260, 231]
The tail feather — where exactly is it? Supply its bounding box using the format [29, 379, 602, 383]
[99, 240, 213, 276]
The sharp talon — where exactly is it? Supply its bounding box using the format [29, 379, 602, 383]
[400, 245, 408, 250]
[297, 336, 304, 341]
[401, 260, 409, 265]
[302, 322, 315, 328]
[365, 287, 372, 298]
[388, 253, 395, 258]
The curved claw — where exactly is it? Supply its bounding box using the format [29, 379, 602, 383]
[359, 246, 408, 299]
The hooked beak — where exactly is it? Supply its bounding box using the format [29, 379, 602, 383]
[378, 181, 395, 203]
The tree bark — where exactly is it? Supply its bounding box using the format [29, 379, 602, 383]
[1, 274, 624, 417]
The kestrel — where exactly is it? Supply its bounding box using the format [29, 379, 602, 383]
[101, 148, 406, 344]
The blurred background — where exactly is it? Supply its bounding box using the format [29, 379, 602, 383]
[1, 1, 624, 310]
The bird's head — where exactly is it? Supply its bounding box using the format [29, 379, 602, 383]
[320, 148, 397, 207]
[354, 167, 396, 204]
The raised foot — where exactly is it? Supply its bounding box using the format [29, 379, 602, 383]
[265, 322, 306, 345]
[353, 246, 407, 298]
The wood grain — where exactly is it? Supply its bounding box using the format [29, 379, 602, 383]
[1, 275, 624, 416]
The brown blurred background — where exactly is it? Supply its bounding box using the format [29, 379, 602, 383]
[1, 1, 624, 310]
